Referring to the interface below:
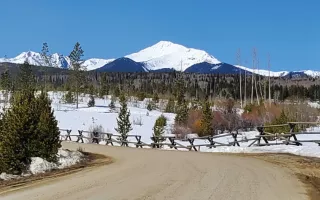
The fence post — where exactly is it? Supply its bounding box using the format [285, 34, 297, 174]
[77, 130, 84, 143]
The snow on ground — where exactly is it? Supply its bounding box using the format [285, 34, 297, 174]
[0, 149, 83, 181]
[49, 91, 320, 159]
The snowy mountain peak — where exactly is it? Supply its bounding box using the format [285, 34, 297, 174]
[126, 41, 220, 71]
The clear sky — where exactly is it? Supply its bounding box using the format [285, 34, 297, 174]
[0, 0, 319, 71]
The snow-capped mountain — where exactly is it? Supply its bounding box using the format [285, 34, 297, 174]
[82, 58, 115, 71]
[126, 41, 220, 71]
[0, 41, 319, 78]
[234, 65, 289, 77]
[0, 51, 71, 69]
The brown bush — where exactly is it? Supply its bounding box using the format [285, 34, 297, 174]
[172, 125, 191, 139]
[187, 109, 203, 134]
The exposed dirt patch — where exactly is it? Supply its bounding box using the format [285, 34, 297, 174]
[242, 153, 320, 200]
[0, 151, 113, 193]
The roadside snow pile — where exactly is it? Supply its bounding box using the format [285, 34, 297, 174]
[57, 149, 84, 169]
[205, 145, 320, 158]
[0, 149, 84, 181]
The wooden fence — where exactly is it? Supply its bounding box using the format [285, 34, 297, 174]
[59, 122, 320, 152]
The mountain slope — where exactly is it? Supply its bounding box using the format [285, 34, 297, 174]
[95, 58, 148, 72]
[0, 51, 71, 69]
[185, 62, 250, 74]
[126, 41, 220, 71]
[82, 58, 115, 70]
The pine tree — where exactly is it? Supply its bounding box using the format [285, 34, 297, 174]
[18, 61, 35, 91]
[88, 95, 95, 107]
[40, 42, 52, 91]
[152, 92, 159, 103]
[33, 92, 61, 162]
[115, 94, 132, 137]
[109, 95, 116, 111]
[153, 116, 166, 137]
[99, 73, 108, 98]
[174, 78, 185, 106]
[200, 100, 213, 136]
[175, 100, 189, 125]
[0, 91, 37, 173]
[165, 98, 175, 113]
[0, 68, 12, 105]
[69, 42, 85, 109]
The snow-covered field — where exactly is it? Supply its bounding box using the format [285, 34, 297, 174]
[49, 92, 320, 159]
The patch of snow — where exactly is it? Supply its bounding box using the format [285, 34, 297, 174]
[57, 149, 84, 169]
[235, 65, 289, 77]
[0, 149, 83, 181]
[0, 173, 20, 181]
[29, 157, 57, 174]
[82, 58, 115, 71]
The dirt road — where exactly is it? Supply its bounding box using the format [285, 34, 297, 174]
[1, 142, 307, 200]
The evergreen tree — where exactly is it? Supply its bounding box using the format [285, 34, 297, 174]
[175, 101, 189, 125]
[0, 68, 12, 104]
[109, 95, 116, 111]
[115, 94, 132, 136]
[200, 101, 213, 136]
[69, 42, 85, 109]
[165, 98, 175, 113]
[99, 73, 108, 98]
[153, 115, 166, 137]
[40, 42, 52, 91]
[174, 77, 185, 105]
[266, 109, 292, 133]
[18, 61, 35, 91]
[33, 92, 61, 162]
[88, 95, 95, 107]
[152, 92, 159, 103]
[0, 90, 61, 173]
[147, 102, 153, 111]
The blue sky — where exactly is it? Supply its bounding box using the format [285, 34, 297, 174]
[0, 0, 319, 71]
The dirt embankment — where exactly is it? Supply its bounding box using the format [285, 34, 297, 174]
[246, 154, 320, 200]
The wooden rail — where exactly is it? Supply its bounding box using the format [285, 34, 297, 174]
[59, 121, 320, 152]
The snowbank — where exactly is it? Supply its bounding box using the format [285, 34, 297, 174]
[0, 149, 83, 181]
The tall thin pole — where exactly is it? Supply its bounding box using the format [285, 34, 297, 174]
[268, 54, 271, 106]
[237, 49, 242, 108]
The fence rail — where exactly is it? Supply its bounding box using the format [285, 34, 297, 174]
[59, 122, 320, 152]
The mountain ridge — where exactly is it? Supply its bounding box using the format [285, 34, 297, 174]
[0, 41, 319, 77]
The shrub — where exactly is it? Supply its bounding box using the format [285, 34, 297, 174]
[133, 115, 143, 126]
[187, 109, 203, 134]
[63, 91, 74, 103]
[137, 92, 146, 101]
[172, 125, 191, 139]
[147, 101, 155, 111]
[156, 114, 167, 127]
[89, 124, 105, 143]
[153, 116, 166, 137]
[87, 95, 95, 107]
[153, 93, 159, 103]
